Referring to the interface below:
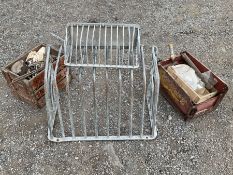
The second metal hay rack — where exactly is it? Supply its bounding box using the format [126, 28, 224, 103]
[45, 23, 160, 142]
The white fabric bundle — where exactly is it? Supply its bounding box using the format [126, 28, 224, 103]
[171, 64, 205, 91]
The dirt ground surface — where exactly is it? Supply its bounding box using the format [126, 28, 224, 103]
[0, 0, 233, 174]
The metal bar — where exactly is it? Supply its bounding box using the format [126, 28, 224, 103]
[129, 66, 134, 137]
[67, 22, 140, 29]
[152, 46, 159, 137]
[79, 54, 87, 137]
[141, 45, 146, 137]
[51, 74, 60, 133]
[118, 49, 122, 136]
[70, 24, 73, 63]
[105, 26, 110, 137]
[51, 32, 64, 42]
[93, 47, 98, 137]
[49, 65, 56, 128]
[50, 68, 55, 110]
[75, 25, 79, 64]
[134, 31, 138, 67]
[106, 65, 109, 137]
[92, 25, 96, 56]
[64, 63, 139, 69]
[104, 26, 107, 65]
[111, 25, 113, 64]
[122, 26, 124, 65]
[98, 25, 102, 65]
[136, 28, 140, 66]
[54, 46, 62, 74]
[45, 46, 53, 137]
[47, 66, 54, 138]
[64, 28, 68, 63]
[49, 134, 156, 142]
[128, 26, 131, 65]
[66, 66, 75, 137]
[80, 25, 84, 64]
[131, 26, 135, 65]
[146, 47, 158, 137]
[86, 25, 90, 64]
[92, 25, 98, 137]
[150, 71, 155, 134]
[149, 67, 154, 129]
[116, 26, 119, 65]
[54, 46, 65, 138]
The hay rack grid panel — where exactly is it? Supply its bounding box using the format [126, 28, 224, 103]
[45, 23, 160, 142]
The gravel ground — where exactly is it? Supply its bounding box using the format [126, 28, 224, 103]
[0, 0, 233, 174]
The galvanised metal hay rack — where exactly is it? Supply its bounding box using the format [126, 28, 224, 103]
[45, 23, 160, 142]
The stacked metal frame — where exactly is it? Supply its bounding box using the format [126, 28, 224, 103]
[45, 23, 159, 142]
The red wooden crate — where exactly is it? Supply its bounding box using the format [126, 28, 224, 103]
[158, 51, 228, 119]
[1, 44, 67, 108]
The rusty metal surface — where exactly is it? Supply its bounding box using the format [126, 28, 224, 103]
[29, 56, 65, 91]
[1, 44, 66, 108]
[159, 51, 228, 119]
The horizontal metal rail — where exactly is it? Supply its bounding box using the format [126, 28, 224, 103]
[49, 135, 156, 142]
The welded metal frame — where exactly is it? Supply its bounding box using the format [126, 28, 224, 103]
[45, 23, 159, 142]
[45, 46, 159, 142]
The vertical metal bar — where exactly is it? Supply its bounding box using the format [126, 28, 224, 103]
[131, 26, 135, 66]
[75, 25, 79, 64]
[122, 26, 124, 66]
[152, 46, 160, 137]
[136, 28, 140, 66]
[51, 70, 58, 127]
[70, 24, 73, 63]
[80, 25, 84, 64]
[82, 42, 89, 137]
[105, 26, 110, 137]
[93, 47, 98, 136]
[116, 26, 119, 66]
[86, 25, 90, 64]
[111, 25, 113, 65]
[54, 46, 65, 138]
[49, 65, 56, 128]
[79, 59, 87, 137]
[128, 26, 131, 65]
[147, 47, 156, 136]
[129, 67, 134, 137]
[50, 68, 55, 110]
[118, 49, 122, 136]
[140, 45, 146, 137]
[135, 39, 138, 68]
[92, 25, 96, 52]
[98, 25, 102, 65]
[65, 27, 68, 63]
[149, 65, 154, 121]
[150, 70, 155, 134]
[45, 46, 53, 137]
[104, 26, 107, 65]
[92, 25, 98, 137]
[66, 66, 75, 137]
[117, 27, 122, 136]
